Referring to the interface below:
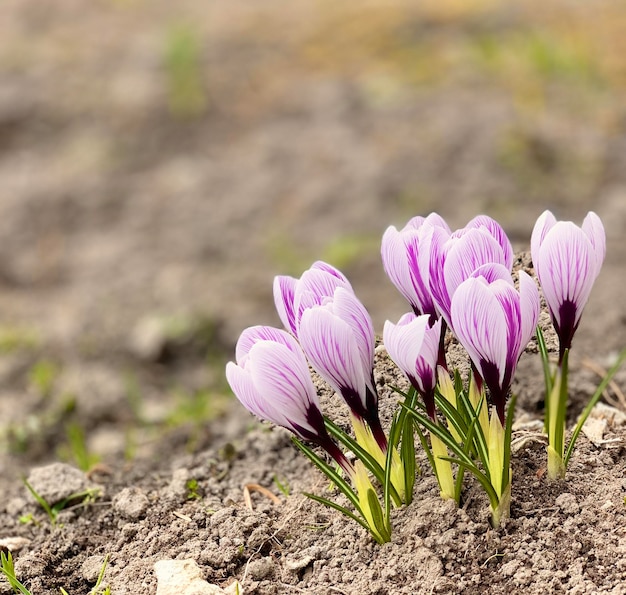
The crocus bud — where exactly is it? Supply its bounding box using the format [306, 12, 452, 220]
[428, 216, 514, 329]
[383, 313, 442, 420]
[381, 213, 450, 324]
[450, 266, 540, 424]
[531, 210, 606, 362]
[226, 325, 351, 473]
[298, 287, 385, 448]
[273, 261, 353, 336]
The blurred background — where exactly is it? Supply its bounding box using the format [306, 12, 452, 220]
[0, 0, 625, 467]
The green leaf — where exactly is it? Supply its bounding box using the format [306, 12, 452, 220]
[323, 419, 402, 507]
[366, 486, 391, 543]
[439, 456, 499, 511]
[291, 438, 361, 513]
[536, 325, 554, 433]
[564, 347, 626, 467]
[23, 479, 56, 524]
[501, 394, 517, 492]
[301, 492, 372, 534]
[0, 551, 33, 595]
[401, 408, 417, 504]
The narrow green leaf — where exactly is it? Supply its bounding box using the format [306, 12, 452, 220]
[401, 411, 416, 504]
[457, 391, 490, 470]
[501, 394, 517, 492]
[301, 492, 372, 534]
[433, 389, 470, 439]
[439, 456, 500, 511]
[0, 551, 33, 595]
[536, 325, 554, 433]
[23, 479, 56, 524]
[383, 411, 396, 525]
[291, 438, 361, 513]
[403, 406, 475, 468]
[366, 487, 391, 543]
[564, 347, 626, 467]
[323, 419, 402, 507]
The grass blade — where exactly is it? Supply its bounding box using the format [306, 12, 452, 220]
[564, 348, 626, 467]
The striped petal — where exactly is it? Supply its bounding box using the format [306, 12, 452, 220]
[273, 275, 298, 335]
[465, 215, 514, 270]
[235, 325, 300, 364]
[534, 222, 598, 329]
[298, 305, 367, 414]
[581, 211, 606, 273]
[331, 287, 376, 382]
[518, 271, 541, 360]
[226, 338, 324, 440]
[294, 267, 353, 333]
[451, 277, 508, 388]
[383, 313, 428, 385]
[433, 228, 511, 327]
[530, 210, 557, 267]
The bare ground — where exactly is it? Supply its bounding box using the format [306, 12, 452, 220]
[1, 1, 626, 593]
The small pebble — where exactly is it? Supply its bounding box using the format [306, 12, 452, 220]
[27, 463, 93, 505]
[555, 493, 580, 515]
[81, 555, 107, 582]
[112, 487, 150, 520]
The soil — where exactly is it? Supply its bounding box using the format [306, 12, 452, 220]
[1, 1, 626, 594]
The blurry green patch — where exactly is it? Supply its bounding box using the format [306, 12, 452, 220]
[164, 23, 208, 118]
[167, 388, 229, 428]
[497, 125, 601, 201]
[185, 478, 202, 500]
[0, 326, 40, 354]
[58, 421, 101, 472]
[28, 359, 59, 399]
[265, 232, 314, 276]
[471, 29, 605, 105]
[320, 234, 380, 271]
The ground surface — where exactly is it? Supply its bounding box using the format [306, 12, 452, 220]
[1, 1, 626, 594]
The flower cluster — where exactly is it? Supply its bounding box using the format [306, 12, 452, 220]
[226, 209, 621, 539]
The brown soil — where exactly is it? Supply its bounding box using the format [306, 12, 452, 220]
[1, 1, 626, 594]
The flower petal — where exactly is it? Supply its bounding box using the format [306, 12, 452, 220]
[518, 270, 541, 359]
[235, 325, 299, 364]
[273, 275, 298, 334]
[294, 267, 353, 331]
[535, 222, 597, 328]
[331, 287, 376, 379]
[581, 211, 606, 273]
[439, 229, 511, 326]
[465, 215, 514, 270]
[451, 277, 508, 386]
[530, 209, 557, 266]
[298, 306, 366, 411]
[383, 313, 428, 383]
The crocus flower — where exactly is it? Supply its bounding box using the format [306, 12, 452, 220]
[273, 261, 352, 336]
[297, 286, 385, 448]
[381, 213, 451, 325]
[225, 325, 351, 473]
[531, 210, 606, 362]
[383, 313, 442, 420]
[428, 216, 514, 330]
[450, 264, 540, 424]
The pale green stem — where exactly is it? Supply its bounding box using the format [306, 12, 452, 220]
[351, 414, 405, 502]
[430, 433, 456, 501]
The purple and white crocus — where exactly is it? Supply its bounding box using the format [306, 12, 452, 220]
[450, 264, 540, 424]
[383, 313, 442, 421]
[381, 213, 451, 325]
[298, 285, 387, 449]
[428, 215, 514, 331]
[274, 261, 353, 337]
[531, 210, 606, 363]
[225, 325, 352, 474]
